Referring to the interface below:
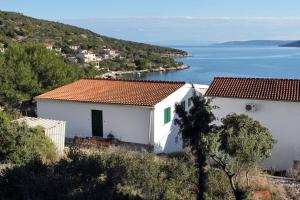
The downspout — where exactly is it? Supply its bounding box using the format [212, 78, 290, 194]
[148, 108, 154, 149]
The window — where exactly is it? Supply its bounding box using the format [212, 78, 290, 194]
[164, 107, 171, 124]
[181, 100, 186, 110]
[188, 97, 193, 107]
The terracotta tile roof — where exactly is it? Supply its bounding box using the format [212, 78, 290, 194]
[205, 77, 300, 102]
[35, 78, 185, 106]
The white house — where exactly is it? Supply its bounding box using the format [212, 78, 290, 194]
[77, 50, 97, 63]
[205, 77, 300, 170]
[69, 45, 80, 51]
[66, 57, 78, 63]
[35, 78, 208, 153]
[0, 43, 5, 53]
[44, 43, 53, 50]
[102, 48, 119, 58]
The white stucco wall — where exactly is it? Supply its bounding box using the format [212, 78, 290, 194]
[210, 97, 300, 170]
[36, 83, 209, 154]
[153, 83, 209, 153]
[37, 100, 153, 145]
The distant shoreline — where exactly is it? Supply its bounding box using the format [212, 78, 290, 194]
[99, 64, 189, 79]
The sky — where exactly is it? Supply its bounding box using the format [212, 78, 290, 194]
[1, 0, 300, 44]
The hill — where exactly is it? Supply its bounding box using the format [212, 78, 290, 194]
[0, 11, 187, 71]
[281, 40, 300, 47]
[216, 40, 294, 47]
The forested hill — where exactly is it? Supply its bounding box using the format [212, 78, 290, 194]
[281, 40, 300, 47]
[0, 11, 187, 70]
[0, 11, 188, 112]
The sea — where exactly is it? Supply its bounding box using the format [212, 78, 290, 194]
[134, 46, 300, 85]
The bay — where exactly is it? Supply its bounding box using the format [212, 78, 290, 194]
[136, 46, 300, 84]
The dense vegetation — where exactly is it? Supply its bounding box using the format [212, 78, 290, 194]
[0, 110, 57, 165]
[0, 146, 285, 200]
[0, 96, 282, 200]
[0, 147, 197, 200]
[0, 42, 96, 111]
[207, 114, 276, 199]
[175, 95, 277, 200]
[0, 11, 187, 70]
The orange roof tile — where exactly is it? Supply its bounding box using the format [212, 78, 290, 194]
[205, 77, 300, 102]
[35, 78, 185, 106]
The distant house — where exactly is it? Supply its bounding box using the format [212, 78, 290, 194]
[66, 57, 78, 63]
[69, 45, 80, 51]
[102, 48, 119, 58]
[53, 47, 62, 53]
[35, 78, 208, 153]
[44, 43, 53, 50]
[77, 49, 97, 63]
[0, 43, 5, 53]
[205, 77, 300, 170]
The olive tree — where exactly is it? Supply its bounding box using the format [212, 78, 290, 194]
[207, 114, 276, 200]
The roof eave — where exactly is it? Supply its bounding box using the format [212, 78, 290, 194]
[205, 95, 300, 103]
[35, 98, 156, 108]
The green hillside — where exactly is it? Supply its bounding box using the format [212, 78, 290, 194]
[0, 11, 187, 70]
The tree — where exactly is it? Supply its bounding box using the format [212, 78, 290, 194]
[207, 114, 276, 200]
[175, 92, 215, 200]
[61, 45, 72, 54]
[134, 58, 149, 70]
[0, 42, 90, 110]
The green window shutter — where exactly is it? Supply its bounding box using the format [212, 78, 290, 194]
[164, 107, 171, 124]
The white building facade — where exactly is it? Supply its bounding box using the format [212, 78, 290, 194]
[77, 50, 97, 63]
[36, 78, 208, 153]
[206, 77, 300, 170]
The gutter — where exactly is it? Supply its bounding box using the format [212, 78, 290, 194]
[148, 108, 154, 146]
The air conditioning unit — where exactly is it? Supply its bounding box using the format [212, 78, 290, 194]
[245, 103, 257, 112]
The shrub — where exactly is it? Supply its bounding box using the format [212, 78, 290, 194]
[0, 111, 58, 165]
[0, 147, 197, 200]
[206, 168, 235, 200]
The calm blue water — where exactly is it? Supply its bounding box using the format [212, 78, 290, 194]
[138, 46, 300, 84]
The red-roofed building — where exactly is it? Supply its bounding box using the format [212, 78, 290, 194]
[206, 77, 300, 170]
[35, 78, 209, 153]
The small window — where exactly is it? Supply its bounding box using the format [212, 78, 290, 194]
[188, 97, 193, 107]
[164, 107, 171, 124]
[181, 101, 186, 110]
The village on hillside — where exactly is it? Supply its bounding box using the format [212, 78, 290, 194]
[1, 6, 300, 200]
[1, 33, 300, 200]
[43, 42, 120, 69]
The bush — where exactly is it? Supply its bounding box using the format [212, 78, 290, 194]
[0, 147, 197, 200]
[206, 168, 235, 200]
[0, 111, 58, 165]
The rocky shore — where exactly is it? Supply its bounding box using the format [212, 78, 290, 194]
[99, 64, 189, 79]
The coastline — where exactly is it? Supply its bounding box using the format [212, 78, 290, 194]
[99, 64, 189, 79]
